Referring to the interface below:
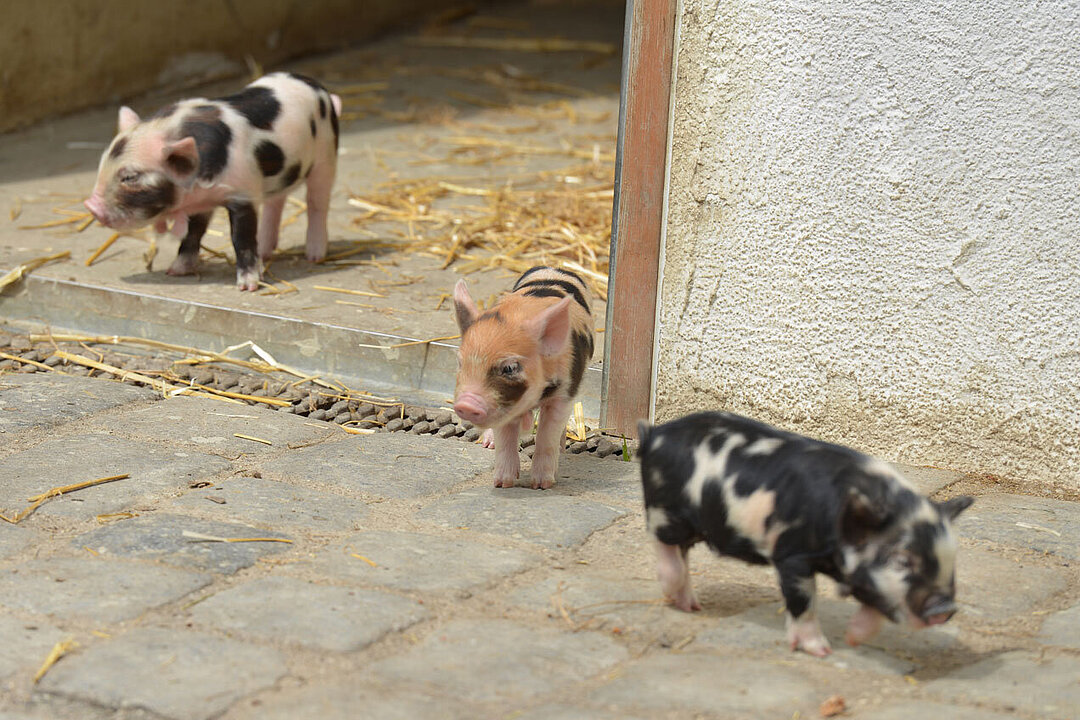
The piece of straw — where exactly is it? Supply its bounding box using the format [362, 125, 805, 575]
[51, 350, 241, 404]
[313, 285, 387, 298]
[0, 251, 71, 292]
[406, 35, 616, 54]
[233, 433, 272, 446]
[27, 474, 129, 503]
[1, 475, 129, 525]
[182, 530, 292, 544]
[357, 334, 460, 350]
[85, 233, 120, 266]
[34, 638, 78, 683]
[0, 351, 59, 372]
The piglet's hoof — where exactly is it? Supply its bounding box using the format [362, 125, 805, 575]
[787, 617, 833, 657]
[235, 269, 262, 292]
[481, 428, 495, 449]
[844, 604, 886, 646]
[166, 255, 199, 276]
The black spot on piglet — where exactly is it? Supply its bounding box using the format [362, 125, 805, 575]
[319, 96, 327, 119]
[178, 111, 232, 182]
[310, 116, 317, 137]
[108, 136, 128, 160]
[288, 73, 327, 92]
[223, 86, 281, 130]
[280, 163, 301, 190]
[254, 141, 285, 177]
[118, 179, 176, 219]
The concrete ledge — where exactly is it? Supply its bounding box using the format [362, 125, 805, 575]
[0, 272, 602, 416]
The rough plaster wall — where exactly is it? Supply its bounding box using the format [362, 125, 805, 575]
[657, 0, 1080, 487]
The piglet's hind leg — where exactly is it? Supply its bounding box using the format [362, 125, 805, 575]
[257, 194, 286, 261]
[303, 161, 335, 263]
[656, 542, 701, 612]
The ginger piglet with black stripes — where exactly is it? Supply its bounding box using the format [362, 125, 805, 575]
[452, 266, 595, 489]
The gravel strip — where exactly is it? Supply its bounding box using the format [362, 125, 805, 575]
[0, 332, 636, 460]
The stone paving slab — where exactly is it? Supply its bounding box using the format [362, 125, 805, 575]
[516, 706, 647, 720]
[510, 572, 662, 629]
[0, 526, 36, 560]
[588, 651, 817, 719]
[554, 453, 642, 503]
[167, 476, 370, 532]
[309, 530, 538, 593]
[225, 684, 482, 720]
[38, 628, 288, 720]
[417, 488, 627, 550]
[867, 700, 1019, 720]
[99, 395, 331, 456]
[0, 557, 211, 624]
[0, 434, 230, 520]
[956, 547, 1068, 621]
[370, 619, 629, 704]
[961, 493, 1080, 560]
[1039, 602, 1080, 649]
[0, 373, 156, 436]
[75, 514, 291, 574]
[190, 576, 427, 652]
[926, 651, 1080, 720]
[263, 433, 492, 499]
[0, 614, 66, 683]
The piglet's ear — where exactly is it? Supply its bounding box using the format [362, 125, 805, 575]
[162, 137, 200, 187]
[118, 106, 141, 132]
[936, 495, 974, 521]
[453, 279, 480, 334]
[528, 295, 573, 357]
[839, 481, 892, 547]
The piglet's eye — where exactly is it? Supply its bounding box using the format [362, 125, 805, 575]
[501, 362, 520, 376]
[119, 171, 141, 184]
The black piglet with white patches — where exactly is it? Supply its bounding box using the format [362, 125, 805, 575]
[638, 412, 973, 657]
[85, 73, 340, 291]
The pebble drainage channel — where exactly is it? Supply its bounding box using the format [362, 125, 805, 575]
[0, 330, 632, 460]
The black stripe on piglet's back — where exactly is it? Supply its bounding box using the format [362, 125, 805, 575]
[568, 329, 593, 397]
[516, 279, 590, 313]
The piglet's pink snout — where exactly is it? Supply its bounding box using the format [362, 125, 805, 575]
[454, 393, 489, 425]
[84, 197, 108, 225]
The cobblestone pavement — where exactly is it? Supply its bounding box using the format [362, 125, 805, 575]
[1, 370, 1078, 720]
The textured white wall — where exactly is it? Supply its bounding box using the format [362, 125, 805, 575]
[656, 0, 1080, 488]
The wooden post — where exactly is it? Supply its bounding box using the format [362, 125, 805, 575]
[601, 0, 678, 438]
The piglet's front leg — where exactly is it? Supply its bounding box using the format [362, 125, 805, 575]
[492, 421, 523, 488]
[167, 212, 211, 277]
[530, 396, 571, 489]
[226, 199, 263, 291]
[777, 561, 831, 657]
[844, 603, 886, 646]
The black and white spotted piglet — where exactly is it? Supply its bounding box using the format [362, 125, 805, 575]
[638, 412, 973, 657]
[84, 73, 341, 290]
